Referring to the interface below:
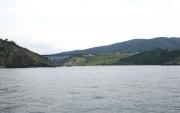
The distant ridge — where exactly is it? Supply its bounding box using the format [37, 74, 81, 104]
[52, 37, 180, 55]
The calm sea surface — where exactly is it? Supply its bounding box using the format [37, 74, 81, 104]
[0, 66, 180, 113]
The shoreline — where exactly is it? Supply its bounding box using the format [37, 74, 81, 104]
[0, 65, 179, 68]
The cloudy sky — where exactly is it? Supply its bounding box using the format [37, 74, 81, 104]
[0, 0, 180, 54]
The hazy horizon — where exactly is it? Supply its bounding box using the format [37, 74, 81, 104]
[1, 0, 180, 54]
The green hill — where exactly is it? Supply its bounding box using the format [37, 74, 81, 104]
[63, 49, 180, 66]
[0, 39, 52, 68]
[46, 37, 180, 65]
[115, 49, 180, 65]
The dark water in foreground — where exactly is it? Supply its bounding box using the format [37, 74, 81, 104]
[0, 66, 180, 113]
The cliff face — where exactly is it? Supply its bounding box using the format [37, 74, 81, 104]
[0, 39, 52, 68]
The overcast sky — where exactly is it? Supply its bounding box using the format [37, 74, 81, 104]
[0, 0, 180, 54]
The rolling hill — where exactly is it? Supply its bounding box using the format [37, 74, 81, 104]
[46, 37, 180, 65]
[53, 37, 180, 55]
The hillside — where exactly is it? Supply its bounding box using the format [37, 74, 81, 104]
[46, 37, 180, 65]
[64, 53, 130, 66]
[0, 39, 52, 68]
[53, 37, 180, 55]
[115, 49, 180, 65]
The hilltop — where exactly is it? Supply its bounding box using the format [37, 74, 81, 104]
[53, 37, 180, 55]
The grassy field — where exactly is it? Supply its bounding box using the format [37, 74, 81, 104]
[64, 53, 131, 66]
[85, 53, 130, 65]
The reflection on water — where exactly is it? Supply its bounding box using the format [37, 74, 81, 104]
[0, 66, 180, 113]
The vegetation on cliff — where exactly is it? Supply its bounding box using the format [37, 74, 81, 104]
[0, 39, 52, 68]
